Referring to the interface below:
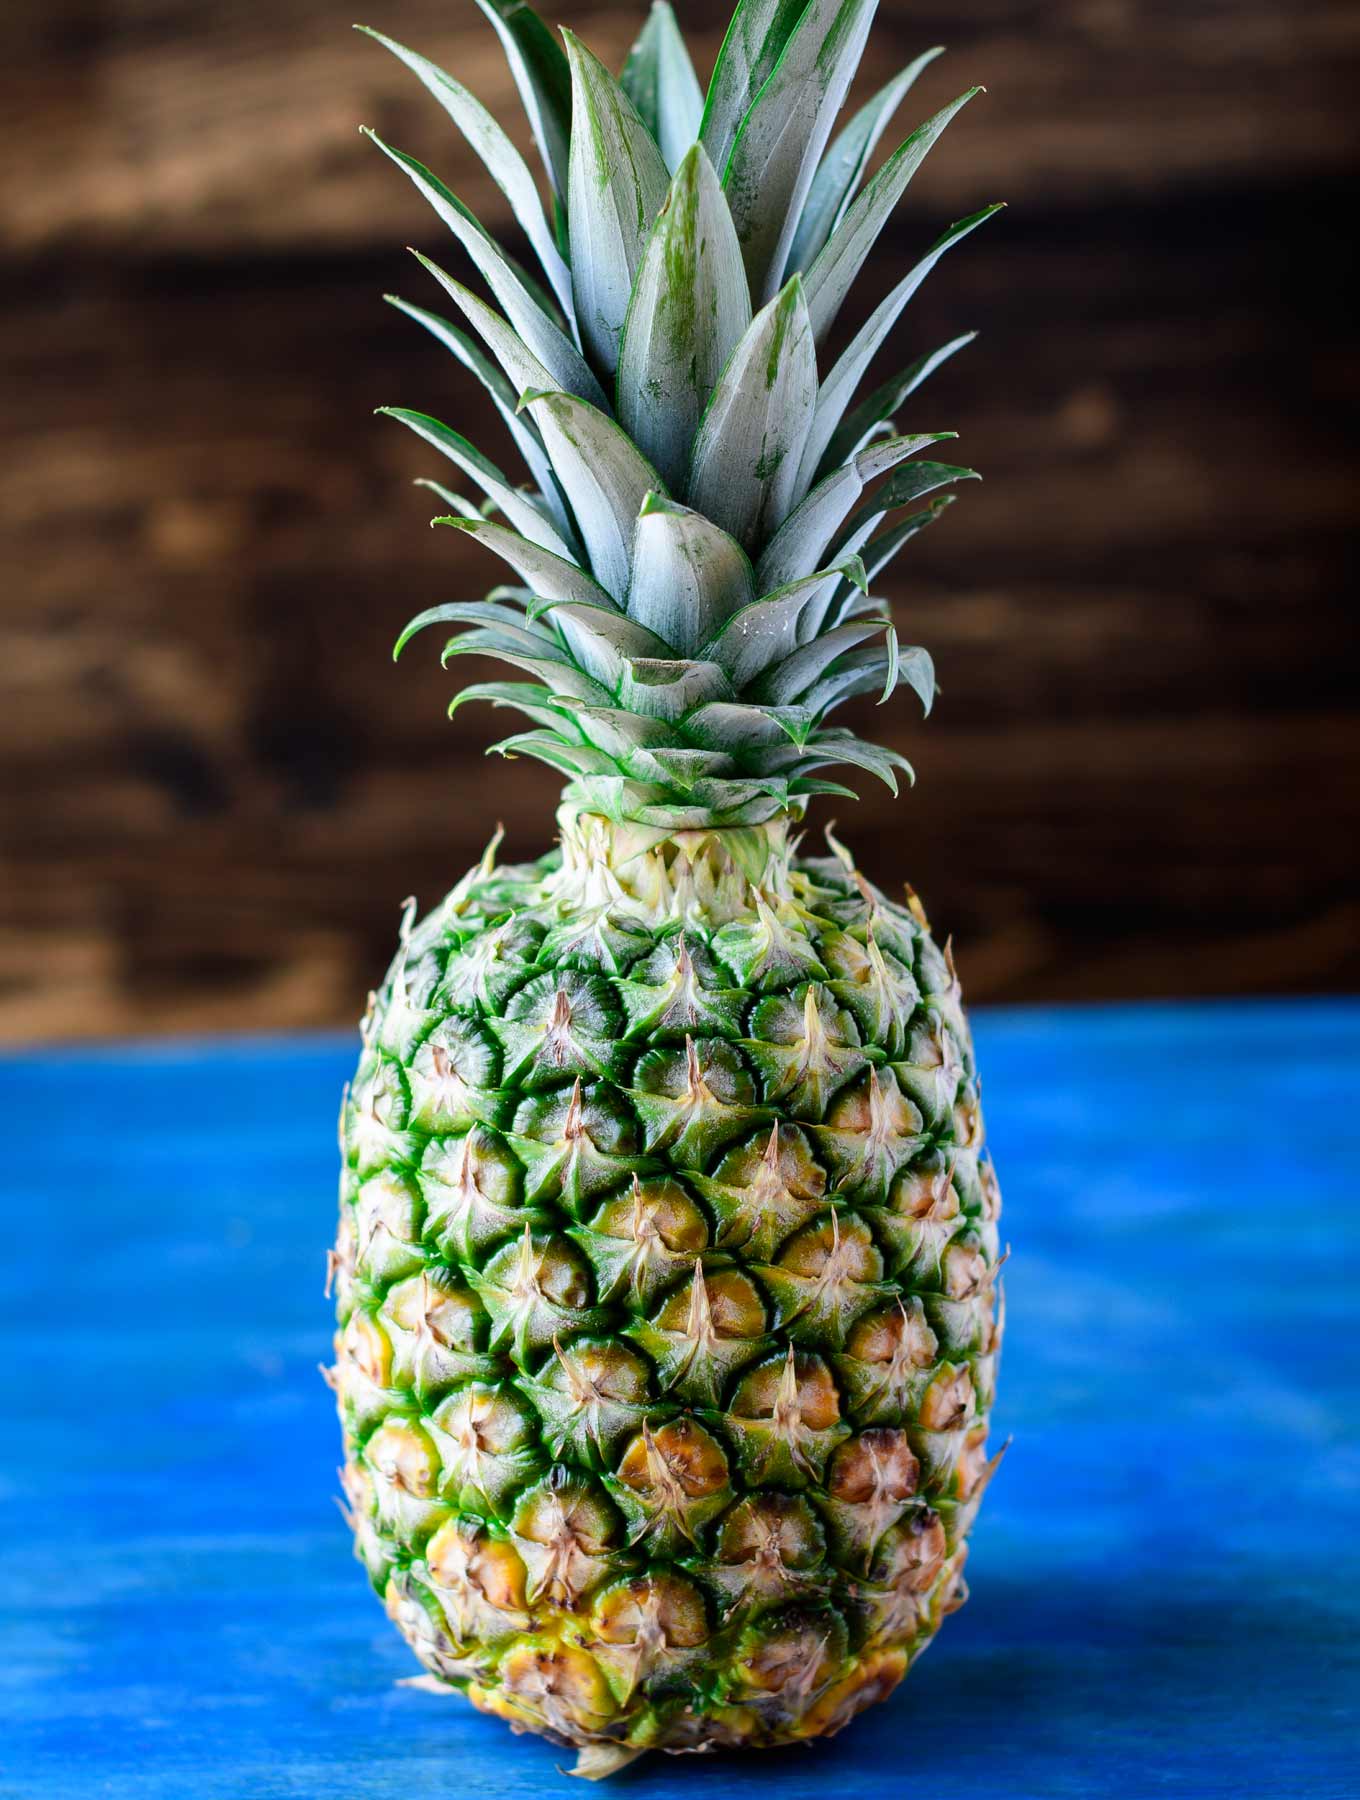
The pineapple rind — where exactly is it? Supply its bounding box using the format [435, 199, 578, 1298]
[331, 824, 1002, 1762]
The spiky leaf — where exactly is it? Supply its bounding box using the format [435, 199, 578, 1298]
[722, 0, 878, 302]
[519, 390, 664, 603]
[758, 432, 951, 590]
[357, 28, 573, 319]
[687, 277, 817, 549]
[818, 333, 975, 476]
[364, 133, 607, 410]
[784, 48, 942, 275]
[617, 145, 752, 493]
[378, 408, 575, 559]
[470, 0, 573, 201]
[628, 493, 756, 655]
[799, 204, 1003, 480]
[700, 0, 814, 180]
[621, 2, 705, 173]
[802, 88, 981, 346]
[564, 32, 672, 378]
[435, 516, 620, 612]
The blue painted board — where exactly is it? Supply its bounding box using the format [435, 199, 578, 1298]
[1, 1001, 1357, 1798]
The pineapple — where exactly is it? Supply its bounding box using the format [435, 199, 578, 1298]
[330, 0, 1005, 1774]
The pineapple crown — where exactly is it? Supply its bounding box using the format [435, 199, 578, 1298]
[367, 0, 1000, 832]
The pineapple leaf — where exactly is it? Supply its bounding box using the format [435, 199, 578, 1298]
[619, 658, 734, 720]
[700, 0, 812, 180]
[859, 493, 956, 582]
[377, 408, 576, 560]
[573, 705, 675, 755]
[434, 515, 620, 612]
[563, 31, 672, 379]
[519, 389, 665, 603]
[802, 87, 982, 346]
[798, 642, 893, 713]
[470, 0, 574, 202]
[782, 731, 914, 793]
[800, 203, 1004, 479]
[383, 296, 577, 546]
[687, 276, 817, 549]
[410, 255, 559, 400]
[783, 47, 942, 277]
[449, 681, 584, 734]
[700, 556, 867, 686]
[758, 432, 952, 589]
[628, 492, 756, 656]
[616, 145, 752, 494]
[722, 0, 878, 303]
[621, 2, 705, 174]
[835, 459, 979, 552]
[682, 701, 817, 749]
[357, 28, 573, 321]
[818, 333, 975, 475]
[363, 133, 609, 410]
[750, 616, 894, 702]
[394, 600, 558, 660]
[489, 731, 618, 777]
[442, 637, 610, 701]
[539, 601, 675, 688]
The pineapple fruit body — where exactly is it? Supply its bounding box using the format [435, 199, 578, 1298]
[331, 811, 1003, 1771]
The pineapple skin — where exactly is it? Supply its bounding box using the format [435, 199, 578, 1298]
[329, 816, 1003, 1771]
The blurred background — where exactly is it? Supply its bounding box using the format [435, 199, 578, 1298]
[1, 0, 1356, 1042]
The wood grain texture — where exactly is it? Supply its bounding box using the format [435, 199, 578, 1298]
[1, 1005, 1357, 1793]
[1, 0, 1358, 1040]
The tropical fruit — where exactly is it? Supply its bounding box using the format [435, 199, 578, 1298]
[329, 0, 1004, 1774]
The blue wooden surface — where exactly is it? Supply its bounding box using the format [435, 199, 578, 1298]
[2, 1001, 1357, 1799]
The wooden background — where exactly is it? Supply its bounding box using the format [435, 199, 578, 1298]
[2, 0, 1357, 1041]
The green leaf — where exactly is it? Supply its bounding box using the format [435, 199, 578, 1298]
[818, 333, 975, 475]
[519, 389, 664, 603]
[563, 31, 672, 378]
[394, 599, 559, 660]
[798, 643, 892, 714]
[411, 478, 483, 520]
[835, 459, 979, 553]
[621, 2, 705, 173]
[618, 658, 733, 720]
[802, 88, 981, 346]
[780, 731, 914, 793]
[687, 276, 817, 549]
[722, 0, 878, 302]
[443, 638, 612, 702]
[489, 732, 618, 777]
[800, 204, 1004, 477]
[751, 616, 893, 702]
[410, 254, 557, 398]
[758, 432, 951, 589]
[377, 408, 576, 559]
[382, 295, 576, 545]
[784, 48, 942, 276]
[859, 493, 956, 582]
[434, 516, 620, 612]
[627, 492, 756, 655]
[535, 600, 674, 689]
[616, 145, 752, 493]
[700, 0, 812, 180]
[364, 133, 608, 411]
[357, 27, 573, 320]
[681, 701, 816, 749]
[470, 0, 574, 201]
[450, 681, 583, 734]
[700, 557, 867, 687]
